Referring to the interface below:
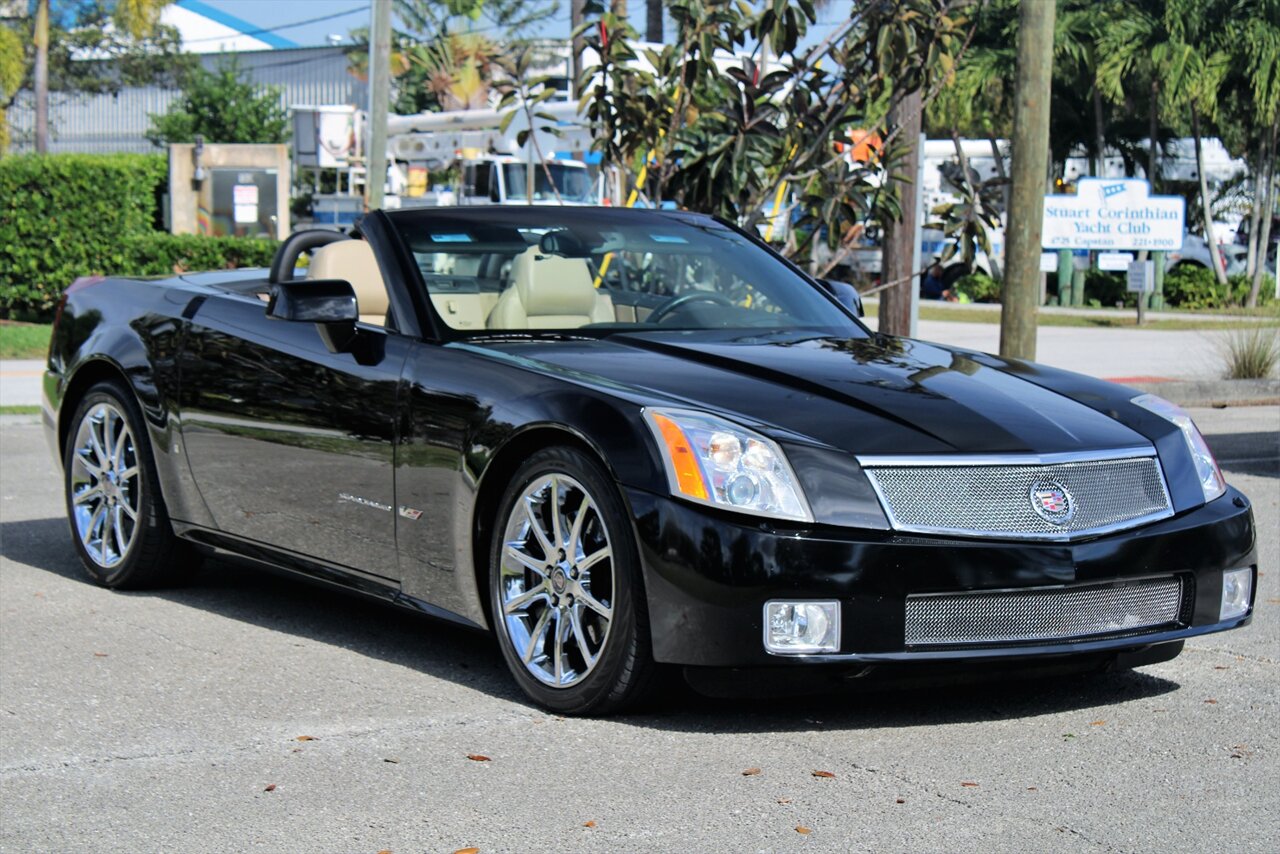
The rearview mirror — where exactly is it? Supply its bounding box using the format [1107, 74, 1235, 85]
[268, 279, 359, 353]
[817, 278, 865, 318]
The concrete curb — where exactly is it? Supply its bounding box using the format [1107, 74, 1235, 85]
[1119, 378, 1280, 408]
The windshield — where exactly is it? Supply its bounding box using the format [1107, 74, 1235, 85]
[503, 163, 596, 204]
[389, 207, 865, 338]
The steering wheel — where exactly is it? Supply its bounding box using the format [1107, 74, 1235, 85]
[647, 291, 738, 324]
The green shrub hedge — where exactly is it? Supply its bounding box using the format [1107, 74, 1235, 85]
[952, 272, 1002, 303]
[1164, 265, 1275, 309]
[0, 153, 277, 320]
[119, 233, 277, 276]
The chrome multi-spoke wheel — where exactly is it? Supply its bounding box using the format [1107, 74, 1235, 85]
[64, 382, 197, 589]
[70, 402, 141, 569]
[499, 473, 614, 688]
[491, 447, 655, 714]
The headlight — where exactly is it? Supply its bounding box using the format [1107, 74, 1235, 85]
[643, 407, 813, 522]
[1131, 393, 1226, 503]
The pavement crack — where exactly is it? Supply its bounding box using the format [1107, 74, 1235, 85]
[117, 619, 222, 656]
[1184, 644, 1276, 665]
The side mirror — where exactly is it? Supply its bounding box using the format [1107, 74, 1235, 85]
[268, 279, 359, 353]
[817, 278, 864, 318]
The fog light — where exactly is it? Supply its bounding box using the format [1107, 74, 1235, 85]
[764, 600, 840, 654]
[1221, 568, 1253, 620]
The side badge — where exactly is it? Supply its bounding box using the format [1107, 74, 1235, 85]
[398, 506, 424, 521]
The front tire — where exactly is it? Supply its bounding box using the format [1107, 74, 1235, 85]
[489, 446, 655, 715]
[63, 381, 199, 589]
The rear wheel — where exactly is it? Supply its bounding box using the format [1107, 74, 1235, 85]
[64, 381, 199, 589]
[489, 446, 655, 715]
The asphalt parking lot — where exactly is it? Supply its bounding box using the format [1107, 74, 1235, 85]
[1, 407, 1277, 853]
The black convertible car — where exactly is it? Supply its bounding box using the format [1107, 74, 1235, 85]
[43, 207, 1256, 713]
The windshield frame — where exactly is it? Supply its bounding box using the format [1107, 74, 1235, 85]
[382, 207, 871, 345]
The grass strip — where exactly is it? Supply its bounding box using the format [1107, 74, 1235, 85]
[0, 323, 53, 359]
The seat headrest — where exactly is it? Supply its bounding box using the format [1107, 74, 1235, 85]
[510, 247, 597, 317]
[308, 240, 389, 316]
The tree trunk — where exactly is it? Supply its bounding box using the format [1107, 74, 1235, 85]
[647, 0, 663, 42]
[1191, 107, 1229, 287]
[952, 131, 976, 269]
[988, 134, 1009, 214]
[1147, 79, 1159, 190]
[879, 88, 922, 338]
[1245, 153, 1262, 281]
[1249, 121, 1277, 307]
[999, 0, 1055, 361]
[34, 0, 49, 154]
[571, 0, 586, 97]
[1092, 83, 1106, 178]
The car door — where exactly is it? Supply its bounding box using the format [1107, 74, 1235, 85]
[178, 293, 410, 580]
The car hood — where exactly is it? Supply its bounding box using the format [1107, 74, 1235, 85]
[472, 330, 1149, 456]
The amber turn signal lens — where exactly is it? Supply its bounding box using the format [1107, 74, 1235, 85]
[649, 412, 709, 501]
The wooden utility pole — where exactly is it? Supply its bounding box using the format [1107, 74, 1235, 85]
[366, 0, 392, 210]
[879, 88, 922, 337]
[999, 0, 1055, 360]
[647, 0, 664, 42]
[34, 0, 49, 153]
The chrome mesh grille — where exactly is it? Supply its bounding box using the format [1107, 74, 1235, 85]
[904, 577, 1184, 646]
[863, 455, 1171, 540]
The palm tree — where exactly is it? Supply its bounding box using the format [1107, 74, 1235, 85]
[1223, 0, 1280, 305]
[1098, 0, 1232, 286]
[32, 0, 174, 153]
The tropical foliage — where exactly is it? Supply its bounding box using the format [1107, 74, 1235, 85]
[578, 0, 975, 271]
[146, 58, 289, 145]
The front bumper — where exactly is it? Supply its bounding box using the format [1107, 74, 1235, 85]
[626, 485, 1256, 668]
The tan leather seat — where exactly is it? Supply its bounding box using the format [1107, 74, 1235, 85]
[488, 247, 613, 329]
[307, 240, 389, 326]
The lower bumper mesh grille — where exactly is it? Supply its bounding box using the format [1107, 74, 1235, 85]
[904, 577, 1184, 647]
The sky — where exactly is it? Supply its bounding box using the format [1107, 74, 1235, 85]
[194, 0, 857, 48]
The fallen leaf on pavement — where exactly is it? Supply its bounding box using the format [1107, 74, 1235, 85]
[795, 826, 812, 835]
[811, 770, 835, 779]
[93, 652, 108, 657]
[583, 821, 596, 828]
[1027, 787, 1038, 791]
[895, 798, 905, 804]
[453, 848, 479, 854]
[961, 782, 980, 788]
[1204, 699, 1218, 704]
[295, 735, 316, 742]
[263, 784, 276, 792]
[466, 754, 491, 762]
[1089, 720, 1105, 726]
[377, 850, 392, 854]
[742, 767, 762, 776]
[777, 797, 792, 804]
[1214, 665, 1230, 670]
[383, 758, 399, 764]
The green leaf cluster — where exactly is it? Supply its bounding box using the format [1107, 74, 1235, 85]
[146, 58, 289, 146]
[0, 153, 275, 320]
[1164, 265, 1276, 310]
[578, 0, 974, 270]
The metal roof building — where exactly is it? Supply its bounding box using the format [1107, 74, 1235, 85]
[8, 46, 366, 154]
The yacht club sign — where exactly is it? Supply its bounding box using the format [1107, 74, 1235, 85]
[1042, 178, 1185, 251]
